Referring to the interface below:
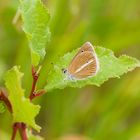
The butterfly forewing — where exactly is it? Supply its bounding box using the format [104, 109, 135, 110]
[65, 42, 99, 80]
[73, 54, 98, 79]
[79, 42, 94, 52]
[68, 51, 92, 73]
[70, 42, 94, 63]
[68, 51, 98, 79]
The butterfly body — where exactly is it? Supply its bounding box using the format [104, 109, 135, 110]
[63, 42, 100, 80]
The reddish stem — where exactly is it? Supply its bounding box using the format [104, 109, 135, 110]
[29, 66, 45, 100]
[11, 123, 19, 140]
[0, 89, 12, 113]
[29, 66, 39, 100]
[34, 90, 46, 98]
[19, 123, 28, 140]
[11, 123, 28, 140]
[30, 90, 46, 100]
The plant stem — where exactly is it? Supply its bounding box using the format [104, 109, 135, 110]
[29, 66, 45, 100]
[11, 123, 28, 140]
[19, 123, 28, 140]
[11, 123, 20, 140]
[0, 89, 12, 113]
[29, 66, 39, 100]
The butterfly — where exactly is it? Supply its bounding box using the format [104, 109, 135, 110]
[62, 42, 100, 80]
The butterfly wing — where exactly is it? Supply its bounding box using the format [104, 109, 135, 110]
[69, 42, 94, 64]
[68, 42, 94, 72]
[73, 53, 98, 79]
[68, 51, 99, 79]
[78, 42, 94, 52]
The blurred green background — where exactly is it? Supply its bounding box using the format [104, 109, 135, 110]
[0, 0, 140, 140]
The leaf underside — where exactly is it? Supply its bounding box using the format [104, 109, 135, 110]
[20, 0, 51, 66]
[4, 66, 41, 131]
[45, 46, 140, 92]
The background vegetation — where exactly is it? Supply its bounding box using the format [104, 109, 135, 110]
[0, 0, 140, 139]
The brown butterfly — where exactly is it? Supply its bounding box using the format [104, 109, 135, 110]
[62, 42, 100, 80]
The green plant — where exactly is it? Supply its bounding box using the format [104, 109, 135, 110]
[0, 0, 140, 140]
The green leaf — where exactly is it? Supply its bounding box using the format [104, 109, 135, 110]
[20, 0, 51, 66]
[45, 46, 140, 92]
[4, 66, 41, 131]
[0, 102, 6, 113]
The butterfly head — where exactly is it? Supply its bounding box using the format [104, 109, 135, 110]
[62, 68, 67, 74]
[62, 68, 76, 80]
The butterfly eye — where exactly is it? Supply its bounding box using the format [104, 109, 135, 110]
[62, 68, 67, 74]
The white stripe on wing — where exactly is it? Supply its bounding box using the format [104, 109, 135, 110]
[75, 59, 94, 73]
